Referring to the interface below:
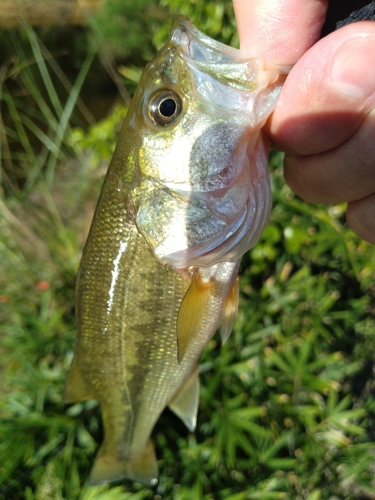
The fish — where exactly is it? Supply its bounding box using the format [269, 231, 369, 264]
[64, 16, 286, 486]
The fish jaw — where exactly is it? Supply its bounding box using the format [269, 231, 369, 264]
[169, 16, 283, 119]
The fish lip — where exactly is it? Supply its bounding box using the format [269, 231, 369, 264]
[169, 16, 243, 63]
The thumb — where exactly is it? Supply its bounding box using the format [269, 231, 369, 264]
[267, 22, 375, 155]
[233, 0, 328, 63]
[266, 22, 375, 205]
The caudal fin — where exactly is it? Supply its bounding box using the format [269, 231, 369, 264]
[89, 439, 158, 486]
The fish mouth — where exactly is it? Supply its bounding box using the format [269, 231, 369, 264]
[168, 17, 262, 104]
[167, 16, 284, 121]
[169, 17, 290, 89]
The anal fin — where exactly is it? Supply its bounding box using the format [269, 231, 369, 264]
[63, 356, 94, 403]
[90, 439, 158, 486]
[220, 274, 239, 345]
[168, 365, 199, 432]
[177, 270, 212, 364]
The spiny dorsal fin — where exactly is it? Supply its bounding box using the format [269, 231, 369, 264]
[64, 357, 94, 403]
[220, 274, 239, 345]
[90, 439, 158, 486]
[168, 365, 199, 432]
[176, 270, 212, 364]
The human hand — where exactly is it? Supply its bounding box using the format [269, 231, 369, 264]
[233, 0, 375, 244]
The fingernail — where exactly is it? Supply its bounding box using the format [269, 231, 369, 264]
[332, 36, 375, 99]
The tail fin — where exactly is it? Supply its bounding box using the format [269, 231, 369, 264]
[89, 439, 158, 486]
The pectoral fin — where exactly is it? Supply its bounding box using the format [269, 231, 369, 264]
[168, 365, 199, 432]
[220, 274, 239, 345]
[177, 271, 212, 364]
[64, 356, 94, 403]
[90, 439, 158, 486]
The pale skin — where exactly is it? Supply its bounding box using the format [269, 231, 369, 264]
[233, 0, 375, 244]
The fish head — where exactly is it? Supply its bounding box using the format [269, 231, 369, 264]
[121, 17, 286, 269]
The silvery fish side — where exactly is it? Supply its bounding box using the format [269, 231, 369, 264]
[64, 16, 286, 486]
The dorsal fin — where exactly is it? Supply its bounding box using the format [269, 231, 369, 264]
[176, 270, 212, 364]
[220, 274, 239, 345]
[168, 365, 199, 432]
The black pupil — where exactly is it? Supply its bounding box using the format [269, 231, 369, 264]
[159, 98, 176, 117]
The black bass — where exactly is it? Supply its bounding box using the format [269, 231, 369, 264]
[64, 16, 286, 486]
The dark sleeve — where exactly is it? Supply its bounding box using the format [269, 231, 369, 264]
[321, 0, 375, 37]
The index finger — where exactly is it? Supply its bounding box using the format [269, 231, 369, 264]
[233, 0, 328, 63]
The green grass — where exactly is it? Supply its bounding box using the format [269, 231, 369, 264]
[2, 7, 375, 500]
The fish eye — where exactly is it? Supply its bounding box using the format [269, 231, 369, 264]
[148, 90, 182, 126]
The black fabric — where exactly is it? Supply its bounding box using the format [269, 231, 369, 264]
[321, 0, 375, 37]
[337, 0, 375, 28]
